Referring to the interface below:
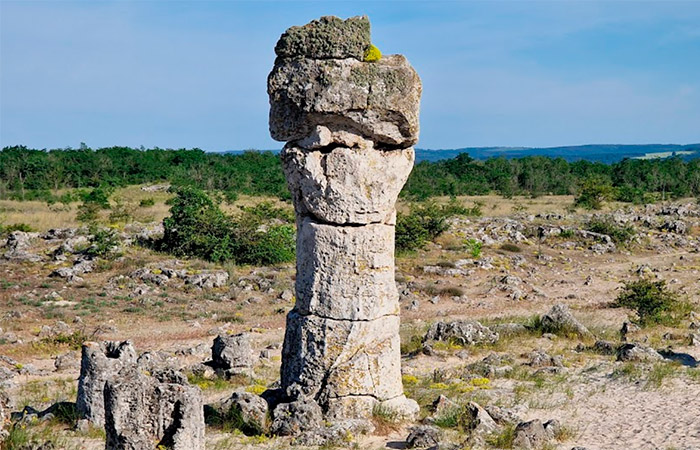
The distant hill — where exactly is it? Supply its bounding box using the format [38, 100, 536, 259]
[413, 144, 700, 163]
[224, 143, 700, 164]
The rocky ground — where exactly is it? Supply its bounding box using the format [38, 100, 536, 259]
[1, 195, 699, 449]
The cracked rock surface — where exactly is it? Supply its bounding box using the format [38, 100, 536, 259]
[269, 15, 421, 423]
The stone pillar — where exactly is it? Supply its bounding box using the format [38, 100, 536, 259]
[104, 368, 204, 450]
[268, 15, 421, 420]
[76, 341, 137, 427]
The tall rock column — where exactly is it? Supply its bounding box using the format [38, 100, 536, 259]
[268, 16, 421, 420]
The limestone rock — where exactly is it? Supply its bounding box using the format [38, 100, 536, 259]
[282, 145, 414, 225]
[281, 311, 403, 405]
[294, 419, 374, 446]
[275, 15, 370, 60]
[406, 425, 441, 448]
[295, 218, 399, 320]
[270, 397, 323, 436]
[465, 401, 498, 437]
[540, 303, 591, 337]
[211, 333, 253, 372]
[3, 231, 41, 262]
[216, 390, 268, 434]
[513, 420, 548, 449]
[269, 55, 421, 147]
[104, 368, 204, 450]
[76, 341, 137, 427]
[424, 320, 499, 346]
[616, 343, 663, 362]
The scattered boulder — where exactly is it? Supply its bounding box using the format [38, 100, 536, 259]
[211, 333, 253, 374]
[271, 397, 323, 436]
[527, 349, 563, 368]
[185, 270, 229, 289]
[483, 405, 522, 426]
[104, 368, 204, 450]
[54, 351, 80, 372]
[215, 390, 268, 435]
[513, 420, 548, 449]
[467, 353, 513, 378]
[616, 343, 662, 362]
[76, 341, 137, 427]
[0, 390, 9, 440]
[406, 425, 441, 448]
[294, 419, 374, 446]
[540, 303, 591, 337]
[424, 321, 499, 346]
[464, 401, 497, 437]
[3, 231, 41, 262]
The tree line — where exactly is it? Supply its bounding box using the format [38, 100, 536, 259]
[3, 145, 700, 202]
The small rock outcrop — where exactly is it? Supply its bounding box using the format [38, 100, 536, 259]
[424, 320, 499, 346]
[76, 341, 137, 427]
[211, 333, 253, 374]
[2, 231, 41, 262]
[104, 368, 204, 450]
[269, 15, 421, 422]
[616, 343, 663, 362]
[540, 303, 591, 337]
[213, 390, 268, 435]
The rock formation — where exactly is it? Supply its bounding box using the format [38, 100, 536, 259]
[268, 15, 421, 420]
[104, 368, 204, 450]
[76, 341, 137, 427]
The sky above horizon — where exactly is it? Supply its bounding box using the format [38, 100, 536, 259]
[1, 1, 699, 152]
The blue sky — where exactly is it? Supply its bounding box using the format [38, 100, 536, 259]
[1, 1, 699, 151]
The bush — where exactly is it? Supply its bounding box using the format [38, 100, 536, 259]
[139, 198, 155, 207]
[396, 200, 474, 253]
[159, 187, 294, 265]
[574, 176, 614, 210]
[239, 201, 294, 223]
[81, 187, 112, 209]
[84, 227, 122, 259]
[2, 223, 34, 233]
[76, 203, 100, 223]
[466, 238, 482, 258]
[500, 243, 521, 253]
[586, 218, 636, 244]
[614, 279, 691, 326]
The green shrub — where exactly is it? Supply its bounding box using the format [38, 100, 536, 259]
[81, 186, 112, 208]
[3, 223, 34, 233]
[239, 201, 294, 223]
[396, 200, 474, 253]
[466, 238, 482, 258]
[159, 187, 294, 265]
[84, 227, 122, 259]
[139, 197, 155, 207]
[574, 176, 614, 210]
[500, 243, 521, 253]
[614, 279, 691, 326]
[76, 203, 100, 223]
[586, 218, 636, 244]
[108, 199, 133, 223]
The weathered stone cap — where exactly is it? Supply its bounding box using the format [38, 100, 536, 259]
[275, 15, 370, 60]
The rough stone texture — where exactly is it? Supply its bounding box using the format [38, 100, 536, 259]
[465, 402, 498, 438]
[269, 56, 421, 147]
[406, 425, 441, 448]
[104, 368, 204, 450]
[216, 390, 268, 434]
[540, 303, 591, 337]
[2, 231, 41, 262]
[616, 343, 663, 362]
[211, 333, 253, 371]
[270, 397, 323, 436]
[283, 146, 414, 225]
[424, 320, 499, 346]
[76, 341, 137, 427]
[282, 311, 403, 402]
[0, 390, 10, 440]
[513, 420, 548, 449]
[270, 15, 420, 425]
[294, 419, 375, 446]
[275, 15, 370, 60]
[295, 218, 399, 320]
